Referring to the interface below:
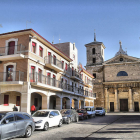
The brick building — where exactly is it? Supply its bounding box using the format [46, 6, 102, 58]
[85, 33, 140, 112]
[0, 29, 96, 114]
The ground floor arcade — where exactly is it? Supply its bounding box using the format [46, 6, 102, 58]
[0, 84, 94, 114]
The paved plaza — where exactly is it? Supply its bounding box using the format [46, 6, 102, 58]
[13, 113, 140, 140]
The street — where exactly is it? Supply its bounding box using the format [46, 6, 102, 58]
[15, 113, 140, 140]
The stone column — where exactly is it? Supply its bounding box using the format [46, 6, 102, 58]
[105, 88, 109, 112]
[129, 88, 134, 112]
[81, 101, 85, 109]
[42, 95, 50, 110]
[114, 88, 119, 112]
[21, 92, 31, 114]
[56, 97, 62, 110]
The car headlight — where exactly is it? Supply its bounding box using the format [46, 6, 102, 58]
[36, 120, 43, 124]
[63, 116, 67, 118]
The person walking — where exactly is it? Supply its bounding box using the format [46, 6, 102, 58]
[13, 105, 18, 111]
[31, 105, 36, 114]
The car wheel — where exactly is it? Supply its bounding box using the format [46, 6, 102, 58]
[43, 122, 49, 131]
[67, 118, 71, 124]
[24, 126, 32, 138]
[58, 119, 62, 127]
[76, 116, 79, 122]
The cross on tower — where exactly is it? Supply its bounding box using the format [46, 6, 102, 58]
[119, 40, 122, 46]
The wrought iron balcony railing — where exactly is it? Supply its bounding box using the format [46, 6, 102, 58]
[85, 79, 93, 85]
[0, 71, 25, 82]
[71, 70, 82, 79]
[44, 55, 63, 70]
[0, 44, 26, 56]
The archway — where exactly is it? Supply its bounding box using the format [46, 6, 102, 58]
[72, 98, 79, 109]
[79, 100, 85, 109]
[49, 95, 62, 110]
[62, 97, 70, 109]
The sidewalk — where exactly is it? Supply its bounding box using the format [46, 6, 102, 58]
[106, 112, 140, 115]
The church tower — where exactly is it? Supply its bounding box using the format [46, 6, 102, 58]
[85, 31, 106, 108]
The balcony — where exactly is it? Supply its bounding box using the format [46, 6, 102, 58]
[85, 79, 93, 87]
[70, 70, 82, 81]
[84, 91, 96, 98]
[30, 73, 73, 94]
[44, 56, 64, 72]
[0, 44, 26, 61]
[0, 71, 24, 85]
[74, 87, 84, 96]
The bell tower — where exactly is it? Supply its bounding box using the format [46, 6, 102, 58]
[85, 31, 105, 66]
[85, 31, 106, 108]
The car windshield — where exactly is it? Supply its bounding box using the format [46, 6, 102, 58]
[77, 110, 84, 113]
[32, 111, 49, 117]
[0, 113, 6, 121]
[60, 110, 71, 114]
[85, 108, 91, 111]
[96, 107, 102, 110]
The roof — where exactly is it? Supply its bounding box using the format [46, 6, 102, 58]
[0, 29, 72, 61]
[115, 45, 127, 56]
[85, 41, 103, 46]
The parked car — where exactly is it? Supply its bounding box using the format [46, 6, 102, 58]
[84, 106, 96, 118]
[32, 110, 62, 131]
[60, 109, 79, 124]
[77, 109, 88, 120]
[0, 111, 35, 140]
[95, 107, 105, 116]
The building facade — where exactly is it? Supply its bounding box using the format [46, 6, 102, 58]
[85, 35, 140, 112]
[0, 29, 96, 114]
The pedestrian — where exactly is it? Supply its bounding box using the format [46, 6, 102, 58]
[31, 104, 36, 114]
[13, 105, 18, 111]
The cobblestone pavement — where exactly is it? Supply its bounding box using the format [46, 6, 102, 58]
[14, 113, 140, 140]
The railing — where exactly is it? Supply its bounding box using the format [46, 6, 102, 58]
[0, 44, 26, 56]
[0, 71, 25, 82]
[71, 70, 82, 79]
[44, 55, 63, 70]
[75, 87, 84, 95]
[85, 79, 93, 85]
[84, 90, 96, 98]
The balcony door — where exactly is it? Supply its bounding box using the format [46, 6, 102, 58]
[6, 65, 14, 81]
[30, 66, 35, 82]
[8, 41, 15, 55]
[48, 52, 51, 63]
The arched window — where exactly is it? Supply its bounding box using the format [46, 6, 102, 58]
[92, 48, 95, 54]
[117, 71, 128, 76]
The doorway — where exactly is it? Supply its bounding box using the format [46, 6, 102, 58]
[120, 99, 128, 111]
[134, 102, 139, 112]
[110, 102, 114, 112]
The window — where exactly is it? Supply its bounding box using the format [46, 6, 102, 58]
[5, 114, 14, 123]
[117, 71, 128, 76]
[92, 48, 95, 54]
[15, 114, 24, 121]
[53, 55, 56, 65]
[93, 73, 96, 78]
[47, 73, 51, 85]
[30, 66, 35, 82]
[50, 111, 55, 116]
[32, 42, 36, 53]
[39, 46, 43, 57]
[120, 58, 123, 61]
[16, 96, 20, 106]
[93, 58, 96, 63]
[38, 69, 42, 83]
[34, 98, 38, 107]
[48, 52, 51, 63]
[73, 54, 75, 60]
[4, 95, 9, 106]
[65, 63, 68, 71]
[52, 74, 56, 86]
[6, 65, 14, 81]
[23, 114, 30, 119]
[62, 61, 64, 69]
[53, 111, 59, 116]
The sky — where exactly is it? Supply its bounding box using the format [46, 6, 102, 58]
[0, 0, 140, 67]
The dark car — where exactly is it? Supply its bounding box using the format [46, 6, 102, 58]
[77, 109, 88, 120]
[0, 111, 35, 140]
[60, 109, 79, 124]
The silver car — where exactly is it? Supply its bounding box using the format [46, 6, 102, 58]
[95, 107, 106, 116]
[0, 111, 35, 140]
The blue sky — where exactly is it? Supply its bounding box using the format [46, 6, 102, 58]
[0, 0, 140, 67]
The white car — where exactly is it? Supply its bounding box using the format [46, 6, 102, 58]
[32, 110, 62, 131]
[95, 107, 105, 116]
[84, 106, 95, 118]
